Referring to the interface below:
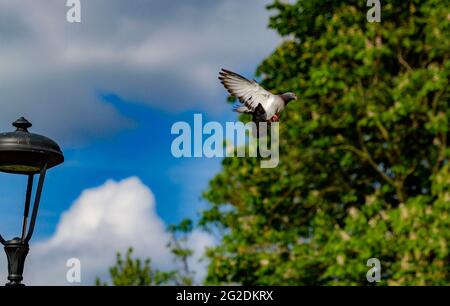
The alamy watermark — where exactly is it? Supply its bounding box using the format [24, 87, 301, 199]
[367, 0, 381, 23]
[66, 1, 380, 24]
[66, 258, 81, 284]
[366, 258, 381, 283]
[66, 0, 81, 23]
[171, 114, 280, 168]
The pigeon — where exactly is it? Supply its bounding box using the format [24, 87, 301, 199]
[218, 68, 297, 125]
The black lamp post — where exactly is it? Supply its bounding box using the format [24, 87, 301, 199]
[0, 117, 64, 286]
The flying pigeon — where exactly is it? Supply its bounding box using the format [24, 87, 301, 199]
[218, 68, 297, 124]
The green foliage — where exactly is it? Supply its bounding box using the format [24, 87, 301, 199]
[96, 248, 176, 286]
[97, 219, 196, 286]
[201, 0, 449, 285]
[167, 219, 196, 285]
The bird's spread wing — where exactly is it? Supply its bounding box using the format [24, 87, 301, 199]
[219, 69, 273, 111]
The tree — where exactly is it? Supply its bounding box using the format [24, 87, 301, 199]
[96, 248, 176, 286]
[167, 219, 196, 285]
[201, 0, 449, 285]
[97, 219, 196, 286]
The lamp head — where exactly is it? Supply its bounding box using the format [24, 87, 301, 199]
[0, 117, 64, 174]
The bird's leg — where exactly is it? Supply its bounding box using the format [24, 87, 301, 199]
[271, 114, 280, 122]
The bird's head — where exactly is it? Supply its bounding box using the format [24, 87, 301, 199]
[281, 92, 298, 104]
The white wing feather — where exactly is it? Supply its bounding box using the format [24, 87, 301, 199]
[219, 69, 274, 111]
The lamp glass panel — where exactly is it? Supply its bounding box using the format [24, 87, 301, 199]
[0, 164, 40, 173]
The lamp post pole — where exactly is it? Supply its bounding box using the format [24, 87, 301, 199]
[0, 117, 64, 286]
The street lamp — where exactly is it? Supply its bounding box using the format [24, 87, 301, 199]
[0, 117, 64, 286]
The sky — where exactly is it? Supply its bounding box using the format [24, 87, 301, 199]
[0, 0, 281, 285]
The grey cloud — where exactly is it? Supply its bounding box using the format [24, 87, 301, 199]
[0, 0, 280, 145]
[0, 10, 30, 42]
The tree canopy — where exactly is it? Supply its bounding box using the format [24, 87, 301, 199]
[201, 0, 449, 285]
[97, 220, 196, 286]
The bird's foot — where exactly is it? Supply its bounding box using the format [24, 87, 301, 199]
[271, 114, 280, 122]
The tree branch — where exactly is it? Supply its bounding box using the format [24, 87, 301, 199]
[433, 131, 447, 174]
[337, 143, 395, 187]
[356, 125, 396, 187]
[398, 52, 413, 72]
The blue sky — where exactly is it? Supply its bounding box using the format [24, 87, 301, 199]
[0, 0, 281, 284]
[0, 96, 232, 239]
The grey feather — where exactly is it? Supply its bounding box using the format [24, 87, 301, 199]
[219, 68, 297, 125]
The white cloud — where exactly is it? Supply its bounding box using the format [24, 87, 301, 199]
[0, 177, 214, 285]
[186, 230, 216, 283]
[0, 0, 280, 145]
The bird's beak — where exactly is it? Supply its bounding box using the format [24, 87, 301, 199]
[294, 95, 298, 101]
